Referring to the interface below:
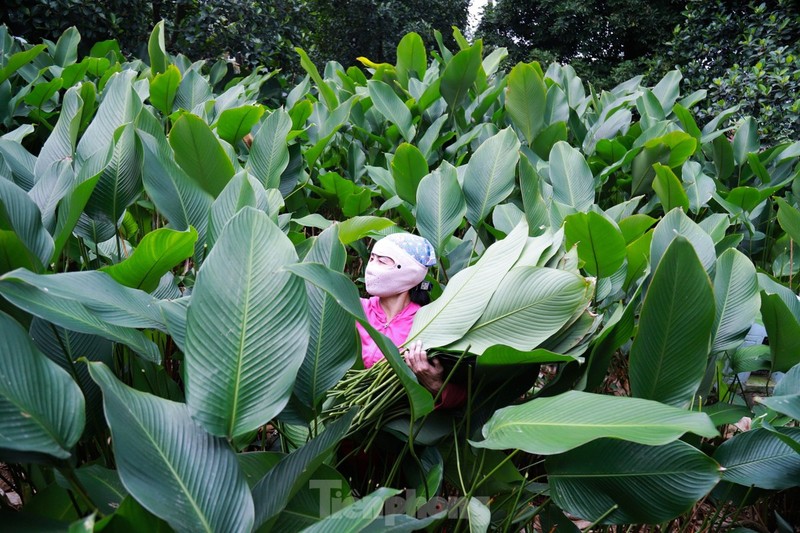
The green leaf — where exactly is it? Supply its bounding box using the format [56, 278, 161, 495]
[548, 439, 721, 525]
[757, 364, 800, 420]
[630, 237, 714, 407]
[733, 117, 759, 166]
[83, 123, 143, 227]
[712, 249, 760, 353]
[564, 211, 626, 278]
[650, 208, 716, 272]
[207, 171, 266, 248]
[0, 311, 84, 459]
[463, 127, 520, 226]
[55, 464, 127, 516]
[472, 390, 718, 455]
[295, 47, 338, 110]
[368, 80, 413, 142]
[76, 71, 142, 165]
[396, 32, 426, 87]
[519, 151, 549, 235]
[392, 143, 428, 205]
[284, 262, 434, 420]
[295, 226, 357, 407]
[300, 488, 401, 533]
[174, 69, 212, 111]
[337, 216, 395, 244]
[147, 21, 168, 74]
[505, 62, 546, 146]
[775, 197, 800, 244]
[445, 266, 593, 355]
[405, 222, 528, 348]
[246, 108, 291, 189]
[51, 174, 101, 262]
[0, 176, 54, 270]
[0, 44, 46, 84]
[467, 497, 491, 533]
[652, 163, 689, 213]
[169, 113, 235, 198]
[88, 362, 254, 532]
[101, 227, 198, 292]
[549, 141, 594, 212]
[714, 427, 800, 490]
[149, 64, 181, 115]
[416, 162, 466, 255]
[24, 78, 63, 109]
[760, 292, 800, 373]
[0, 269, 164, 362]
[440, 41, 482, 110]
[216, 104, 264, 146]
[138, 110, 213, 256]
[31, 86, 82, 220]
[252, 409, 356, 529]
[185, 208, 308, 439]
[618, 214, 656, 244]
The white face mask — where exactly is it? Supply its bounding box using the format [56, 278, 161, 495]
[364, 240, 429, 297]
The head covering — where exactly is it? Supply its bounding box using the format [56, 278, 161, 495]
[365, 234, 436, 297]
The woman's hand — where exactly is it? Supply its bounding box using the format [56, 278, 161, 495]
[403, 340, 444, 394]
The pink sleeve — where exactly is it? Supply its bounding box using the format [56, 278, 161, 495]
[435, 382, 467, 410]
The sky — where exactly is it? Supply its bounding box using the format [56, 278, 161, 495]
[468, 0, 490, 34]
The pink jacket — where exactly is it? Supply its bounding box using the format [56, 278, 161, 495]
[357, 296, 466, 409]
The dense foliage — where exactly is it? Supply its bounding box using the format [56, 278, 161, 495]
[477, 0, 685, 89]
[1, 21, 800, 532]
[671, 0, 800, 145]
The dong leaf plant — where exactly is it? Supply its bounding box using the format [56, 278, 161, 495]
[0, 21, 799, 531]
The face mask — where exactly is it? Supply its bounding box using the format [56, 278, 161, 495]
[365, 240, 429, 297]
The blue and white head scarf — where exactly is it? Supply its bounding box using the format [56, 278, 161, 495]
[380, 233, 436, 267]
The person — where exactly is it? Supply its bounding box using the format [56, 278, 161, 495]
[356, 233, 466, 409]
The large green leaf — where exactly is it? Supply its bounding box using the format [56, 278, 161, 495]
[295, 226, 357, 408]
[650, 207, 716, 272]
[395, 32, 426, 87]
[251, 409, 356, 529]
[216, 104, 264, 146]
[733, 117, 759, 166]
[0, 269, 164, 362]
[246, 108, 292, 189]
[299, 488, 401, 533]
[88, 362, 253, 532]
[445, 266, 593, 355]
[174, 69, 212, 111]
[505, 62, 546, 146]
[83, 123, 143, 227]
[473, 390, 718, 455]
[0, 311, 84, 459]
[775, 197, 800, 244]
[405, 222, 527, 348]
[368, 80, 413, 142]
[711, 249, 760, 353]
[548, 141, 594, 212]
[51, 174, 101, 263]
[147, 21, 168, 74]
[0, 176, 54, 270]
[714, 427, 800, 490]
[518, 151, 549, 235]
[757, 364, 800, 420]
[463, 127, 520, 226]
[169, 113, 235, 198]
[76, 70, 142, 165]
[185, 208, 308, 439]
[440, 42, 482, 110]
[416, 161, 466, 255]
[760, 292, 800, 372]
[207, 171, 267, 248]
[149, 64, 181, 115]
[563, 211, 626, 278]
[547, 439, 721, 524]
[295, 47, 338, 110]
[630, 237, 714, 407]
[392, 143, 428, 205]
[652, 163, 689, 213]
[137, 109, 213, 257]
[284, 262, 434, 420]
[337, 216, 395, 244]
[101, 227, 198, 292]
[0, 44, 46, 84]
[33, 86, 81, 181]
[30, 158, 75, 233]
